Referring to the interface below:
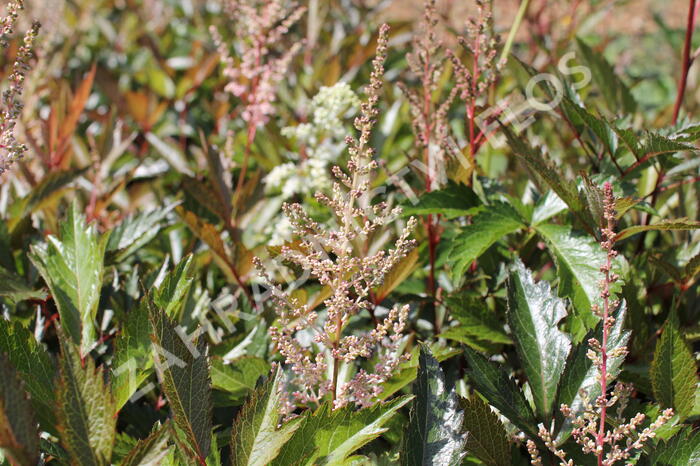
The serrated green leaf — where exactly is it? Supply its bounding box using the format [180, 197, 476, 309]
[0, 266, 46, 304]
[56, 334, 117, 466]
[230, 368, 301, 466]
[0, 320, 56, 433]
[575, 38, 636, 114]
[646, 427, 700, 465]
[651, 312, 698, 420]
[107, 203, 178, 262]
[535, 223, 618, 337]
[501, 125, 583, 215]
[554, 302, 630, 443]
[685, 253, 700, 281]
[211, 357, 270, 405]
[272, 396, 413, 466]
[112, 301, 153, 411]
[459, 396, 510, 466]
[152, 255, 195, 318]
[531, 190, 568, 225]
[448, 202, 525, 279]
[400, 182, 481, 219]
[439, 295, 510, 346]
[120, 422, 171, 466]
[507, 260, 571, 420]
[615, 218, 700, 242]
[463, 347, 538, 439]
[0, 354, 40, 466]
[402, 346, 465, 466]
[29, 203, 109, 356]
[149, 302, 212, 463]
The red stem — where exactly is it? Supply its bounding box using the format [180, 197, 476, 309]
[672, 0, 697, 124]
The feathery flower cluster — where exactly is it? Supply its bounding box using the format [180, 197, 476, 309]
[266, 82, 360, 200]
[210, 0, 305, 127]
[0, 0, 39, 175]
[257, 24, 417, 411]
[398, 0, 457, 190]
[528, 183, 674, 466]
[448, 0, 504, 164]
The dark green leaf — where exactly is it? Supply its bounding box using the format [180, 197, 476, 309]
[463, 347, 538, 439]
[651, 312, 698, 420]
[211, 357, 270, 405]
[646, 427, 700, 465]
[460, 396, 510, 466]
[272, 397, 412, 466]
[0, 354, 40, 466]
[29, 202, 109, 356]
[0, 266, 46, 304]
[400, 182, 481, 219]
[152, 254, 195, 318]
[575, 38, 636, 114]
[230, 368, 301, 466]
[507, 260, 571, 420]
[439, 295, 510, 346]
[149, 302, 212, 463]
[401, 346, 465, 466]
[107, 203, 178, 262]
[0, 320, 56, 433]
[448, 202, 525, 280]
[615, 218, 700, 242]
[56, 334, 117, 466]
[120, 422, 171, 466]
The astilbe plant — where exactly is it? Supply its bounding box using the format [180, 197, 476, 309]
[256, 24, 418, 412]
[527, 183, 675, 466]
[0, 0, 38, 175]
[448, 0, 504, 168]
[210, 0, 305, 203]
[398, 0, 457, 302]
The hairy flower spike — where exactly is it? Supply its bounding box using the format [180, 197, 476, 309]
[211, 0, 305, 128]
[530, 182, 673, 466]
[258, 24, 416, 412]
[0, 0, 39, 175]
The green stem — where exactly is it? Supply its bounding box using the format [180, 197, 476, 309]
[500, 0, 531, 63]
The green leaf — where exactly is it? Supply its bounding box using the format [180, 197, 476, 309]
[152, 254, 195, 318]
[112, 301, 153, 411]
[56, 334, 117, 466]
[561, 98, 618, 157]
[400, 182, 481, 219]
[651, 312, 698, 420]
[448, 202, 525, 279]
[0, 266, 47, 304]
[272, 396, 413, 466]
[8, 169, 87, 233]
[29, 202, 109, 356]
[107, 203, 178, 262]
[575, 38, 636, 114]
[554, 302, 630, 443]
[460, 396, 510, 466]
[0, 354, 40, 466]
[402, 346, 465, 466]
[613, 127, 698, 175]
[0, 320, 57, 433]
[615, 218, 700, 242]
[230, 368, 301, 466]
[501, 125, 582, 215]
[211, 357, 270, 405]
[535, 223, 617, 337]
[646, 427, 700, 465]
[463, 347, 538, 439]
[149, 302, 212, 463]
[120, 422, 171, 466]
[507, 259, 571, 420]
[439, 295, 511, 346]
